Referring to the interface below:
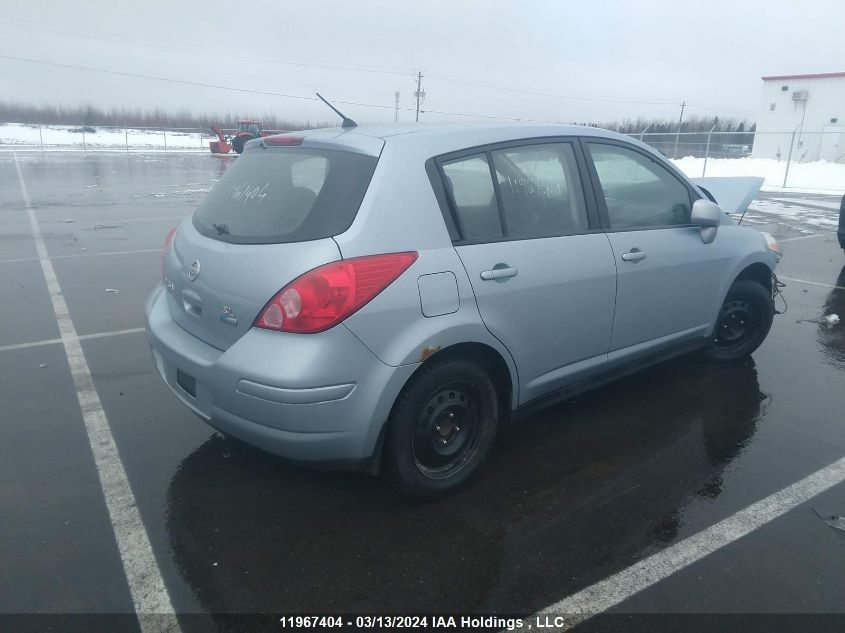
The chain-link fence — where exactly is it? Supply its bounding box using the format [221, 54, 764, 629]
[628, 128, 844, 187]
[631, 129, 844, 163]
[632, 131, 755, 161]
[2, 122, 843, 187]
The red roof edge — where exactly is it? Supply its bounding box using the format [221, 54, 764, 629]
[762, 71, 845, 81]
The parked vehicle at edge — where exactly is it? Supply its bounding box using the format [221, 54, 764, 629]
[146, 123, 782, 498]
[209, 120, 271, 154]
[838, 193, 845, 251]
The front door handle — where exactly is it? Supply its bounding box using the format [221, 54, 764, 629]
[480, 266, 518, 281]
[621, 248, 647, 263]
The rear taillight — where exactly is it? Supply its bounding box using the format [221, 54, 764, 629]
[162, 227, 177, 278]
[255, 252, 418, 333]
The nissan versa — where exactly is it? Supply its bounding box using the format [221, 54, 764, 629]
[145, 123, 782, 498]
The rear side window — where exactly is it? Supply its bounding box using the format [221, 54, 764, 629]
[586, 143, 692, 229]
[441, 154, 503, 240]
[491, 143, 587, 238]
[193, 149, 377, 244]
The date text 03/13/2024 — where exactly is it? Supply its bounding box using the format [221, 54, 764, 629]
[277, 615, 533, 630]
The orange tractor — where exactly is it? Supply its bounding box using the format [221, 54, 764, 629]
[209, 120, 272, 154]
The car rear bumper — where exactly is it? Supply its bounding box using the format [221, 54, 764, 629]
[145, 285, 417, 462]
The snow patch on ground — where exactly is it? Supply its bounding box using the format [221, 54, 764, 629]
[133, 187, 212, 199]
[768, 197, 842, 211]
[0, 122, 207, 151]
[672, 156, 845, 195]
[747, 199, 840, 229]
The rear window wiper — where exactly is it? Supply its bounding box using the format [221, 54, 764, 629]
[212, 222, 230, 235]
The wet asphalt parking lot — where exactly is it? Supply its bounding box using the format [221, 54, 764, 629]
[1, 151, 845, 633]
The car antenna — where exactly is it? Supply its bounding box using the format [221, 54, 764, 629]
[315, 93, 357, 129]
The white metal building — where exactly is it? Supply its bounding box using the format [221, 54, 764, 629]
[752, 71, 845, 162]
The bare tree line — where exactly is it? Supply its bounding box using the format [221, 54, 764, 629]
[0, 101, 754, 141]
[0, 101, 323, 131]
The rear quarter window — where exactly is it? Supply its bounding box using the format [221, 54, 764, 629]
[193, 149, 378, 244]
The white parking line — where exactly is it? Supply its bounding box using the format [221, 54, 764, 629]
[779, 276, 845, 291]
[779, 233, 831, 243]
[538, 455, 845, 629]
[0, 248, 161, 265]
[1, 216, 187, 231]
[12, 153, 178, 633]
[0, 327, 146, 353]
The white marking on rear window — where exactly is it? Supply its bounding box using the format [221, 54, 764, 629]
[228, 181, 270, 204]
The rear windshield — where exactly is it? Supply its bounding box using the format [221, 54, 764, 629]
[193, 148, 378, 244]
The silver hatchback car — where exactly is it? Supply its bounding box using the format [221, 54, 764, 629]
[146, 123, 781, 498]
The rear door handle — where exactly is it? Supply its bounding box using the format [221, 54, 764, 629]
[480, 266, 518, 280]
[621, 248, 647, 263]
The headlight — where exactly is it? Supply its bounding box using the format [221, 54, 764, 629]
[761, 232, 782, 260]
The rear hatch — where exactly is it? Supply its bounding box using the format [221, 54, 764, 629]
[164, 144, 379, 350]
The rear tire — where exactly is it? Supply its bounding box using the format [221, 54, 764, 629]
[702, 279, 774, 363]
[232, 134, 253, 154]
[384, 356, 498, 499]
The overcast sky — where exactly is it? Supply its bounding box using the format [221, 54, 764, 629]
[1, 0, 844, 126]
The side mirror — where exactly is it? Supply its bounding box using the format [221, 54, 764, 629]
[691, 199, 722, 244]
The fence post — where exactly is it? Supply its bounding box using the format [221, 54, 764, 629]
[38, 124, 44, 153]
[783, 126, 798, 188]
[702, 122, 718, 177]
[199, 128, 203, 152]
[163, 127, 168, 151]
[125, 127, 129, 152]
[81, 125, 87, 152]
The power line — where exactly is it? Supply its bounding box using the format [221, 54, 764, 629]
[426, 72, 678, 106]
[0, 53, 403, 113]
[5, 21, 413, 78]
[0, 54, 752, 127]
[0, 53, 568, 124]
[7, 21, 755, 117]
[425, 72, 756, 117]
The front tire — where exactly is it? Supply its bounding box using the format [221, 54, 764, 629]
[384, 356, 498, 499]
[703, 279, 774, 363]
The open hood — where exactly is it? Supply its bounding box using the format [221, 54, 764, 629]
[690, 176, 764, 215]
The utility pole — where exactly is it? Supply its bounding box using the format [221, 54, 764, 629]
[414, 72, 425, 122]
[673, 100, 686, 159]
[394, 91, 400, 123]
[783, 124, 800, 188]
[702, 118, 719, 177]
[797, 97, 808, 151]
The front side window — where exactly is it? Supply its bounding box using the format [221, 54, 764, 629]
[587, 143, 692, 229]
[441, 154, 503, 240]
[491, 143, 587, 238]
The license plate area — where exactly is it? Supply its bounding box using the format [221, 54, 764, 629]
[176, 369, 197, 398]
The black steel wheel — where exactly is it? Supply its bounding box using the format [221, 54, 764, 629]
[714, 299, 756, 352]
[412, 382, 482, 478]
[384, 356, 498, 498]
[703, 279, 774, 363]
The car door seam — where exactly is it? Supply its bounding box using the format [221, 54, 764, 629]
[451, 245, 522, 400]
[603, 232, 620, 356]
